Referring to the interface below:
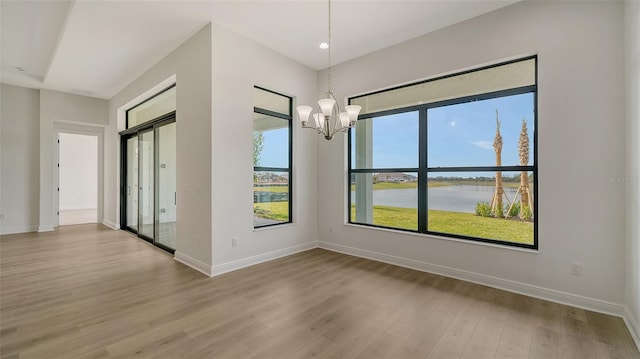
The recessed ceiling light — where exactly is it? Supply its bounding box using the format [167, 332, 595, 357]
[14, 66, 25, 72]
[319, 42, 329, 50]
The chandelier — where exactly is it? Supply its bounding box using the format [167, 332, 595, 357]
[296, 0, 361, 140]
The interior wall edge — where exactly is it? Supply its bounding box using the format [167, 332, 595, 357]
[174, 250, 214, 277]
[210, 241, 317, 277]
[102, 219, 119, 230]
[624, 306, 640, 352]
[37, 225, 54, 233]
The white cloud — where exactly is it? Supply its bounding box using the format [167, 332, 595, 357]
[470, 141, 493, 150]
[450, 121, 456, 127]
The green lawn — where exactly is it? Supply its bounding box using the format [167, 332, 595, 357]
[372, 182, 417, 189]
[256, 201, 533, 245]
[254, 186, 289, 193]
[353, 205, 419, 231]
[427, 209, 533, 244]
[254, 201, 289, 221]
[350, 205, 533, 245]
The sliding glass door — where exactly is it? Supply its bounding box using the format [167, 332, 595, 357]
[125, 136, 138, 231]
[120, 114, 176, 253]
[138, 128, 155, 240]
[156, 121, 176, 250]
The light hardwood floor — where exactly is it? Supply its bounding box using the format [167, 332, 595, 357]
[1, 224, 638, 359]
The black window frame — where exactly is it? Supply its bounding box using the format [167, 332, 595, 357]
[126, 85, 176, 129]
[253, 86, 293, 228]
[347, 56, 538, 250]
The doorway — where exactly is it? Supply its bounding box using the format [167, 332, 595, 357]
[120, 114, 176, 252]
[58, 133, 98, 226]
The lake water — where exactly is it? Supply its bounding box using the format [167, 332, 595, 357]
[351, 185, 519, 214]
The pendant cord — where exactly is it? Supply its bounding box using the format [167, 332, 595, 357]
[327, 0, 332, 94]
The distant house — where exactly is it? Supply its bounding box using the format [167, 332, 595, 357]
[375, 173, 417, 183]
[255, 172, 288, 184]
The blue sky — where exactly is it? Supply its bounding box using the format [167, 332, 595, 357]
[351, 92, 534, 173]
[257, 92, 534, 172]
[256, 126, 288, 168]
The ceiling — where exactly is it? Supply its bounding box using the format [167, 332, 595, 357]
[0, 0, 518, 99]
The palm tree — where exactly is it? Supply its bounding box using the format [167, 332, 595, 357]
[253, 131, 264, 167]
[518, 119, 532, 219]
[253, 131, 264, 182]
[491, 110, 504, 218]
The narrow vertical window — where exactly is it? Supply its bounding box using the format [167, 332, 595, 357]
[253, 87, 292, 228]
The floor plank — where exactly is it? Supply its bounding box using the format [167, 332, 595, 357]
[1, 224, 638, 359]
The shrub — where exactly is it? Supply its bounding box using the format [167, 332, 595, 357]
[521, 205, 533, 221]
[507, 202, 520, 218]
[475, 202, 492, 217]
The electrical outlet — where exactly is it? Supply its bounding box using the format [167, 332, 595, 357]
[232, 237, 238, 248]
[571, 263, 582, 276]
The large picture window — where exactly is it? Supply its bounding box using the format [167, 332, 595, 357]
[253, 87, 292, 228]
[348, 57, 537, 249]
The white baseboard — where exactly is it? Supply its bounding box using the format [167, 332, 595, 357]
[625, 307, 640, 351]
[211, 241, 317, 277]
[174, 242, 316, 277]
[0, 225, 38, 235]
[38, 225, 55, 232]
[174, 251, 213, 276]
[318, 241, 628, 317]
[102, 219, 119, 230]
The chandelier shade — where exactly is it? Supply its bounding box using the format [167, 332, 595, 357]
[297, 105, 313, 126]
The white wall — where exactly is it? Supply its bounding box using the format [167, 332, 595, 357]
[0, 84, 40, 234]
[209, 23, 318, 274]
[40, 90, 108, 126]
[106, 22, 318, 275]
[319, 0, 627, 308]
[625, 0, 640, 344]
[39, 90, 108, 231]
[59, 133, 98, 210]
[106, 24, 213, 270]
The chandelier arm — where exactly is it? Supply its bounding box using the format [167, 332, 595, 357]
[328, 123, 351, 138]
[332, 126, 351, 136]
[301, 122, 327, 135]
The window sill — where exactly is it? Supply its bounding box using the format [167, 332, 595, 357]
[253, 222, 295, 232]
